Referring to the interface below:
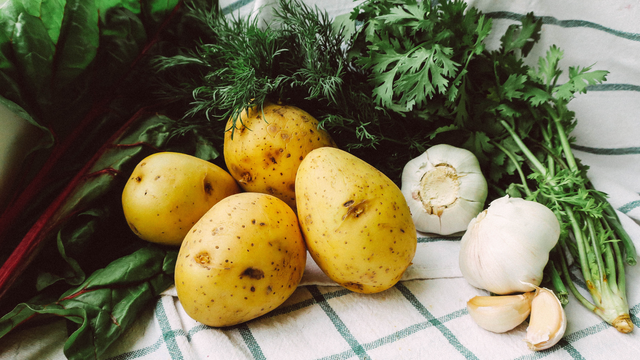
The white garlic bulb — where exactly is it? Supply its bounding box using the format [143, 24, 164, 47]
[458, 196, 561, 295]
[401, 144, 488, 235]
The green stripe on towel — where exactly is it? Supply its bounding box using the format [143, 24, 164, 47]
[396, 283, 479, 360]
[570, 144, 640, 155]
[361, 307, 468, 352]
[631, 302, 640, 328]
[586, 83, 640, 92]
[418, 236, 462, 243]
[106, 338, 164, 360]
[619, 200, 640, 214]
[486, 11, 640, 42]
[308, 285, 371, 360]
[222, 0, 254, 15]
[239, 323, 267, 360]
[155, 299, 186, 360]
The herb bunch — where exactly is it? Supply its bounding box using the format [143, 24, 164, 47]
[155, 0, 360, 133]
[349, 0, 636, 332]
[154, 0, 429, 177]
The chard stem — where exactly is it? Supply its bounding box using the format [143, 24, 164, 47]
[0, 107, 157, 302]
[0, 2, 185, 246]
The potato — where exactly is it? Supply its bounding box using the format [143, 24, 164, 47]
[175, 192, 307, 327]
[223, 102, 336, 212]
[122, 152, 241, 246]
[295, 147, 417, 294]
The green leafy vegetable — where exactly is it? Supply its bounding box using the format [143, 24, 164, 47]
[0, 245, 177, 360]
[353, 0, 492, 114]
[0, 109, 218, 358]
[0, 0, 224, 356]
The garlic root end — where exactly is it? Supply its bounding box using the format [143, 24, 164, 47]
[612, 315, 633, 333]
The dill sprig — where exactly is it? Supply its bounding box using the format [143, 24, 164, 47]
[154, 0, 361, 132]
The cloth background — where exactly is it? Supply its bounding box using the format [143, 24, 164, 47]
[1, 0, 639, 359]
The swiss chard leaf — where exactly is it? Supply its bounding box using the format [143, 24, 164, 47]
[0, 109, 221, 359]
[0, 0, 180, 134]
[0, 0, 224, 357]
[0, 245, 177, 360]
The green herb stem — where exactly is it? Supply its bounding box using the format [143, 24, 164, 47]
[491, 140, 532, 197]
[602, 235, 620, 295]
[611, 236, 628, 296]
[564, 206, 594, 291]
[499, 120, 547, 177]
[597, 192, 638, 266]
[557, 242, 596, 311]
[547, 258, 569, 305]
[546, 103, 578, 172]
[587, 217, 606, 287]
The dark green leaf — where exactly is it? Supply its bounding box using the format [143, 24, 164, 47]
[0, 246, 177, 360]
[499, 12, 542, 57]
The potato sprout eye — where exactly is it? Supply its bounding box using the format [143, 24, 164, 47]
[195, 252, 211, 266]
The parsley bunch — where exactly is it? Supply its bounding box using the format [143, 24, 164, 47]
[350, 0, 636, 332]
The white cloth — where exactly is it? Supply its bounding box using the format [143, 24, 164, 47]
[1, 0, 640, 359]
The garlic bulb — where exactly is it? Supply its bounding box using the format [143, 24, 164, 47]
[525, 288, 567, 351]
[459, 196, 560, 295]
[401, 144, 488, 235]
[467, 292, 535, 333]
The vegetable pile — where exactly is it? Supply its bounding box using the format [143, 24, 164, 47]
[0, 0, 636, 358]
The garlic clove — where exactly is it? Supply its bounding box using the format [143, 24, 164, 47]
[525, 288, 567, 351]
[467, 292, 535, 333]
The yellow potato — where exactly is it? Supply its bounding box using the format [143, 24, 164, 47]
[296, 147, 417, 294]
[122, 152, 241, 246]
[175, 192, 307, 327]
[223, 102, 336, 211]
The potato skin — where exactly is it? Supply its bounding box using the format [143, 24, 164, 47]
[121, 152, 241, 246]
[175, 192, 307, 327]
[296, 147, 417, 294]
[223, 102, 336, 212]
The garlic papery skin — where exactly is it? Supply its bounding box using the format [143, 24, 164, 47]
[458, 196, 561, 295]
[401, 144, 488, 235]
[467, 292, 535, 333]
[525, 288, 567, 351]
